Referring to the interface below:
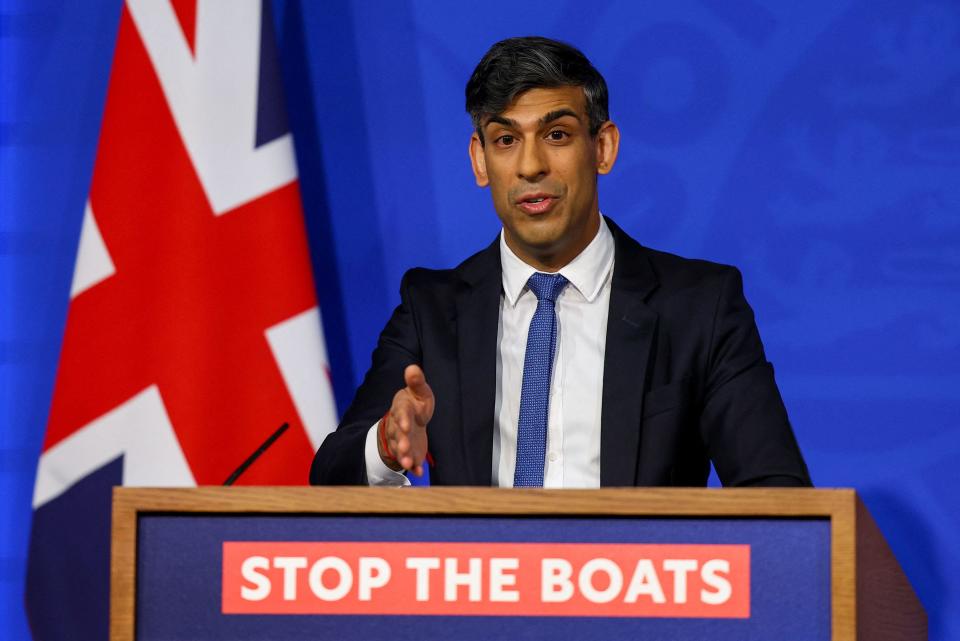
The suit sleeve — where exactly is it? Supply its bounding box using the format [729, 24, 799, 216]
[699, 268, 813, 487]
[309, 271, 422, 485]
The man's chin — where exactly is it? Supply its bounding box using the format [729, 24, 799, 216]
[512, 215, 566, 240]
[509, 225, 562, 249]
[506, 233, 569, 265]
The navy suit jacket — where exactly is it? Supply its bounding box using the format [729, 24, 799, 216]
[310, 218, 811, 487]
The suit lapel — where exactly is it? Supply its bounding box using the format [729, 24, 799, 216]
[600, 219, 659, 486]
[454, 239, 501, 485]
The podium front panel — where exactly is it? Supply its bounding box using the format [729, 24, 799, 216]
[134, 512, 830, 641]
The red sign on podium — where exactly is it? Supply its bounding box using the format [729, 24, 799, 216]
[222, 541, 750, 618]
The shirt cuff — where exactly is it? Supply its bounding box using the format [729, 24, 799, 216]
[364, 421, 411, 487]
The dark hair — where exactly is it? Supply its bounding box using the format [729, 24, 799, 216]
[465, 36, 609, 144]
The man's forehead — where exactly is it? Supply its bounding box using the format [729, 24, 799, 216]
[484, 86, 587, 127]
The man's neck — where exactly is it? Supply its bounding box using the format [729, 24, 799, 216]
[507, 215, 602, 272]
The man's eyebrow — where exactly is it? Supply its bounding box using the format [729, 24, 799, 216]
[484, 115, 519, 129]
[540, 108, 581, 125]
[483, 109, 581, 130]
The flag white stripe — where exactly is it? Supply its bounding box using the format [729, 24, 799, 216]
[266, 307, 339, 451]
[70, 201, 116, 299]
[33, 385, 195, 508]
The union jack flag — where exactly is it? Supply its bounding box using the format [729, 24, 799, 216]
[25, 2, 337, 638]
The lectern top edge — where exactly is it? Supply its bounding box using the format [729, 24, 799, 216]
[112, 486, 856, 518]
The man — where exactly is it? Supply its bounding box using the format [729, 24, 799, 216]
[310, 36, 811, 488]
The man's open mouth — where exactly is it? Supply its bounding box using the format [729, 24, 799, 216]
[516, 193, 558, 214]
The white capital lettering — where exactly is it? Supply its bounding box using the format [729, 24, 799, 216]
[700, 559, 732, 605]
[541, 558, 574, 602]
[444, 558, 482, 602]
[406, 557, 440, 601]
[239, 556, 271, 601]
[489, 557, 520, 602]
[663, 559, 698, 604]
[273, 556, 308, 600]
[578, 558, 623, 604]
[624, 559, 666, 604]
[308, 556, 353, 601]
[358, 557, 392, 601]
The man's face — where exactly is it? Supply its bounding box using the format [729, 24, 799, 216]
[469, 86, 619, 271]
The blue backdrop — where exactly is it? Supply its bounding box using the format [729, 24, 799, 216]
[1, 1, 957, 639]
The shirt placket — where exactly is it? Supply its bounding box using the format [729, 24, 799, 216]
[544, 295, 564, 487]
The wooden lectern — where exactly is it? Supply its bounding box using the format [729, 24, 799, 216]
[111, 487, 925, 641]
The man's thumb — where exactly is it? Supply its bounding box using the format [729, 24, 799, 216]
[404, 364, 432, 400]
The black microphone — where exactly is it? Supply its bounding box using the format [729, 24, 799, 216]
[223, 422, 290, 486]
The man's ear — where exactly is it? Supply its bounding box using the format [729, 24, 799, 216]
[595, 120, 620, 175]
[469, 133, 489, 187]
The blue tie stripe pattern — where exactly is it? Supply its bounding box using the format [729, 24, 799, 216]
[514, 272, 568, 487]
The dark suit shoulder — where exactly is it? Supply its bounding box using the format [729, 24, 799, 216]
[401, 236, 499, 296]
[400, 265, 458, 292]
[625, 244, 742, 312]
[642, 245, 739, 287]
[606, 217, 737, 301]
[397, 267, 461, 322]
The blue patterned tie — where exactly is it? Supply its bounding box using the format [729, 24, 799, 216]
[514, 272, 568, 487]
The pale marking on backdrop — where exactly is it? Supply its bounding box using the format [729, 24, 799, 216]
[126, 0, 297, 215]
[33, 385, 195, 509]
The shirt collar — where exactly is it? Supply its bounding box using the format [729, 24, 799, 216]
[500, 216, 614, 307]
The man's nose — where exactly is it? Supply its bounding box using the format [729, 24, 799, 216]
[517, 139, 548, 180]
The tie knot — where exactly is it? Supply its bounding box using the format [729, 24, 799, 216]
[527, 272, 568, 303]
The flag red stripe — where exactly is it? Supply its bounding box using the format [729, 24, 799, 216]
[44, 7, 319, 484]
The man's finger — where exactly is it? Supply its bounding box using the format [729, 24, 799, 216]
[389, 413, 425, 473]
[403, 365, 435, 426]
[393, 434, 409, 457]
[391, 395, 416, 433]
[380, 365, 432, 473]
[404, 364, 433, 401]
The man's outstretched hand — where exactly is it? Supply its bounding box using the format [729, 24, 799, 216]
[378, 364, 434, 476]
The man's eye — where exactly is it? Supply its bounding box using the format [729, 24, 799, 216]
[496, 135, 515, 146]
[547, 130, 569, 141]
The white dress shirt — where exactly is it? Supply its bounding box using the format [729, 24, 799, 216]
[364, 217, 614, 487]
